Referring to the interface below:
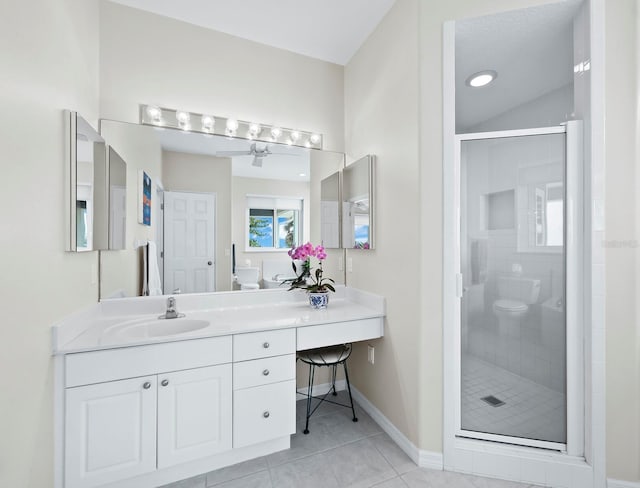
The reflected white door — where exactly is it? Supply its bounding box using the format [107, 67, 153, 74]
[164, 191, 215, 293]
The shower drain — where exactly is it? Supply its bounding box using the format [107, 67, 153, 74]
[481, 395, 505, 407]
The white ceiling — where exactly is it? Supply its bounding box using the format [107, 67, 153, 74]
[456, 0, 583, 131]
[153, 128, 311, 182]
[108, 0, 397, 65]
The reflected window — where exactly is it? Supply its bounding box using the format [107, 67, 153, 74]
[247, 196, 302, 250]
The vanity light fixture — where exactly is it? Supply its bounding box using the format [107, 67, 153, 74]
[139, 105, 323, 149]
[466, 70, 497, 88]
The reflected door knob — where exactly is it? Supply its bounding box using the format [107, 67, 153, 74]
[161, 379, 169, 387]
[143, 382, 151, 390]
[208, 261, 213, 266]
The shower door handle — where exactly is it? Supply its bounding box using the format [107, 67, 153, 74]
[456, 274, 463, 298]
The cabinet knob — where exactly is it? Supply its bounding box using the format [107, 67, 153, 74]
[161, 379, 169, 387]
[263, 342, 270, 349]
[262, 369, 270, 376]
[263, 411, 270, 418]
[208, 261, 213, 266]
[143, 382, 151, 390]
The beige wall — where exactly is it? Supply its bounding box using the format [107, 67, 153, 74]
[0, 1, 100, 486]
[99, 121, 163, 298]
[162, 150, 233, 292]
[345, 0, 422, 445]
[605, 0, 639, 482]
[98, 0, 345, 152]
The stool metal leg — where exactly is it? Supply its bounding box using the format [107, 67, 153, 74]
[343, 360, 358, 422]
[304, 363, 315, 434]
[331, 364, 338, 396]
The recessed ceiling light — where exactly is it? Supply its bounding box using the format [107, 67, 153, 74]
[466, 70, 497, 88]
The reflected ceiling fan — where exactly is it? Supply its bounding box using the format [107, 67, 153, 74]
[215, 143, 295, 167]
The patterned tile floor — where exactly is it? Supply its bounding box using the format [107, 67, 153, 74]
[461, 355, 566, 444]
[162, 391, 539, 488]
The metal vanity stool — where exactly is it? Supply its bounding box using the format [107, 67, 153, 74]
[297, 343, 358, 434]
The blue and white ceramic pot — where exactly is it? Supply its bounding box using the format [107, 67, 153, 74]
[308, 292, 329, 309]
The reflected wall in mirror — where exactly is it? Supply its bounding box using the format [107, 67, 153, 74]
[66, 111, 107, 252]
[108, 147, 127, 250]
[99, 120, 345, 299]
[342, 155, 374, 249]
[320, 171, 341, 249]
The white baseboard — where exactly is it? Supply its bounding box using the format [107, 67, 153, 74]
[296, 379, 346, 397]
[608, 480, 640, 488]
[350, 386, 443, 470]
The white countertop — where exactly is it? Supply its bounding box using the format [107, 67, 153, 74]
[52, 286, 385, 355]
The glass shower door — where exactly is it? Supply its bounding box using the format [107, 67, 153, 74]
[459, 129, 567, 448]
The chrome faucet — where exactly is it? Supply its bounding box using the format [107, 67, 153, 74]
[159, 296, 185, 320]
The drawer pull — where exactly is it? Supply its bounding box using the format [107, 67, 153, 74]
[161, 379, 169, 387]
[262, 369, 270, 376]
[263, 342, 270, 349]
[263, 411, 270, 418]
[143, 382, 151, 390]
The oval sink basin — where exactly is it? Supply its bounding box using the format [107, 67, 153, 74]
[115, 318, 210, 339]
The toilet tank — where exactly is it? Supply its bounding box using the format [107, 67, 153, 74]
[497, 277, 541, 304]
[235, 266, 259, 284]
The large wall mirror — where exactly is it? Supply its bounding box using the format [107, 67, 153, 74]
[98, 120, 345, 299]
[342, 155, 374, 249]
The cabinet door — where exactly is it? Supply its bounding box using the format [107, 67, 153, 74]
[65, 376, 157, 488]
[157, 364, 232, 468]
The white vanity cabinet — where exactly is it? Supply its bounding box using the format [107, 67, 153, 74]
[63, 337, 233, 488]
[232, 329, 297, 448]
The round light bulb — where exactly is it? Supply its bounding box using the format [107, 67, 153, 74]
[249, 123, 261, 135]
[310, 133, 321, 145]
[201, 115, 215, 131]
[176, 111, 190, 124]
[226, 119, 239, 131]
[290, 131, 300, 142]
[304, 140, 312, 148]
[270, 127, 282, 139]
[146, 105, 162, 122]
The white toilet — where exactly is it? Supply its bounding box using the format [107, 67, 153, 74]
[492, 276, 541, 332]
[235, 267, 260, 290]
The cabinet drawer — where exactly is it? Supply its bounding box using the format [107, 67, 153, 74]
[66, 336, 232, 387]
[233, 380, 296, 448]
[233, 329, 295, 361]
[296, 318, 383, 350]
[233, 354, 296, 390]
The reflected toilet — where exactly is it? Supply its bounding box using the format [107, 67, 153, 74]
[235, 267, 260, 290]
[492, 277, 541, 333]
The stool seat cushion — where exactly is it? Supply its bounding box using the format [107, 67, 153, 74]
[298, 344, 351, 365]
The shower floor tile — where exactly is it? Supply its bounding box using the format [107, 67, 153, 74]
[461, 355, 566, 444]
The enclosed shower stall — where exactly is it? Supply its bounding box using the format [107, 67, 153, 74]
[455, 123, 582, 451]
